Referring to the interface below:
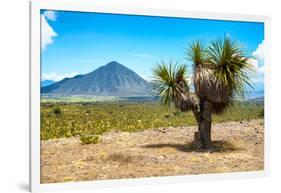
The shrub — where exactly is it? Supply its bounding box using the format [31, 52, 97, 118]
[259, 108, 264, 118]
[53, 107, 62, 116]
[80, 135, 99, 144]
[173, 111, 181, 117]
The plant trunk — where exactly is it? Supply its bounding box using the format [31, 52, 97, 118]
[198, 99, 213, 149]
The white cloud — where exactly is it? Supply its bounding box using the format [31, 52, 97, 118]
[248, 58, 264, 73]
[252, 40, 264, 61]
[248, 58, 259, 69]
[140, 75, 153, 81]
[42, 72, 79, 82]
[130, 53, 155, 58]
[259, 65, 265, 73]
[43, 10, 57, 21]
[41, 11, 57, 50]
[249, 40, 265, 74]
[247, 40, 265, 85]
[252, 76, 264, 83]
[73, 59, 102, 64]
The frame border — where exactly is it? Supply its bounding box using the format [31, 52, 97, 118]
[30, 1, 270, 192]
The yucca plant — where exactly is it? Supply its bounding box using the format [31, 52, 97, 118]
[152, 37, 253, 150]
[152, 61, 200, 123]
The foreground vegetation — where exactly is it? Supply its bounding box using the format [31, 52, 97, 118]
[41, 101, 263, 140]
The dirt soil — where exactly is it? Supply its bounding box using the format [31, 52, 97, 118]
[41, 119, 264, 183]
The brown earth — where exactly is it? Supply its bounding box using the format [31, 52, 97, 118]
[41, 119, 264, 183]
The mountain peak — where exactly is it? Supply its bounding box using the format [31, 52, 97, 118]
[106, 61, 122, 67]
[42, 61, 151, 96]
[103, 61, 128, 71]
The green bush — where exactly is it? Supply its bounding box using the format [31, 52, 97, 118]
[173, 111, 181, 117]
[80, 135, 99, 145]
[259, 108, 264, 118]
[53, 107, 62, 116]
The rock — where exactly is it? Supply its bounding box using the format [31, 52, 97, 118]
[158, 155, 165, 160]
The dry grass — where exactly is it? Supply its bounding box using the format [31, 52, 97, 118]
[41, 119, 264, 183]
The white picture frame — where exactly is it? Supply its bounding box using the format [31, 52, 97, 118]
[30, 0, 270, 192]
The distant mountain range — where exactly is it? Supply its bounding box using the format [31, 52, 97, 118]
[41, 61, 264, 99]
[41, 61, 151, 96]
[248, 96, 264, 103]
[41, 80, 56, 87]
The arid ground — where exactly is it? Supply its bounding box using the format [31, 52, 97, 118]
[41, 119, 264, 183]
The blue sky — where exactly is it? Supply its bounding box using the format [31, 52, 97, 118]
[41, 10, 264, 92]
